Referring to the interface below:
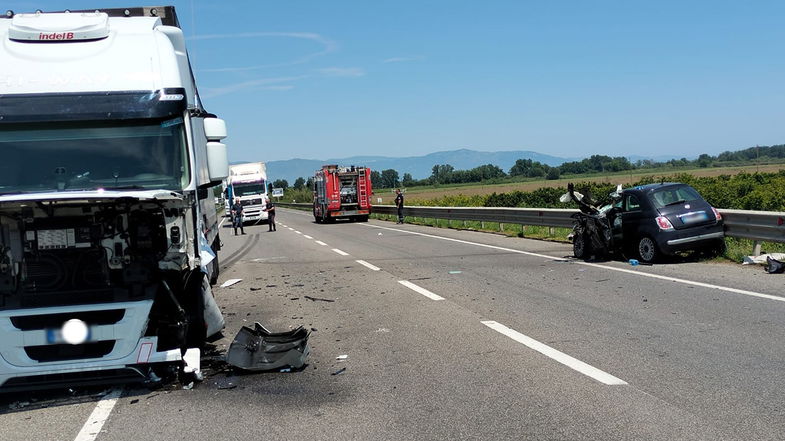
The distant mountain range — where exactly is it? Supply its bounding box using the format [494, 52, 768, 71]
[259, 149, 571, 183]
[251, 149, 696, 183]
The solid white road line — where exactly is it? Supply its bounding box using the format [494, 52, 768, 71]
[398, 280, 445, 301]
[356, 260, 381, 271]
[362, 223, 785, 304]
[481, 320, 627, 386]
[332, 248, 350, 256]
[73, 389, 123, 441]
[315, 241, 328, 246]
[218, 216, 228, 229]
[303, 235, 313, 239]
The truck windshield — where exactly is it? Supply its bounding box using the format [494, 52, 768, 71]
[0, 118, 189, 194]
[233, 182, 266, 197]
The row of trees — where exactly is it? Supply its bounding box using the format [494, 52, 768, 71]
[277, 144, 785, 191]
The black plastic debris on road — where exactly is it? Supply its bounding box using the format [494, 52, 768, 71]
[766, 256, 785, 274]
[226, 322, 310, 372]
[304, 295, 335, 303]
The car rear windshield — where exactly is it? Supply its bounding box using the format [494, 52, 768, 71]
[648, 185, 703, 209]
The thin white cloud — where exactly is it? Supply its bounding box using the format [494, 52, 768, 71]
[201, 76, 306, 98]
[317, 67, 366, 77]
[190, 32, 338, 72]
[382, 56, 425, 64]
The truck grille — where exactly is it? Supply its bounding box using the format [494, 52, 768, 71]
[25, 341, 116, 362]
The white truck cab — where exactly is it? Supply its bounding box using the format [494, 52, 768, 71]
[0, 6, 229, 391]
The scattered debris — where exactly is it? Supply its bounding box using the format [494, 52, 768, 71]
[8, 401, 30, 410]
[250, 287, 261, 291]
[766, 256, 785, 274]
[182, 348, 204, 381]
[331, 368, 347, 376]
[448, 271, 462, 274]
[182, 382, 194, 390]
[220, 278, 243, 288]
[304, 295, 335, 303]
[226, 322, 310, 371]
[743, 253, 785, 265]
[629, 259, 639, 266]
[280, 368, 291, 373]
[311, 327, 318, 332]
[336, 355, 348, 361]
[375, 328, 390, 333]
[216, 381, 237, 390]
[129, 399, 139, 404]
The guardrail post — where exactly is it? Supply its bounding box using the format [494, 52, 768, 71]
[752, 241, 762, 257]
[500, 223, 504, 232]
[481, 221, 485, 229]
[549, 227, 555, 236]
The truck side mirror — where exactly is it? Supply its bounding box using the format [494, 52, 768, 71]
[204, 117, 227, 141]
[206, 142, 229, 181]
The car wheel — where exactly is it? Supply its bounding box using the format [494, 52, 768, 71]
[637, 236, 658, 263]
[573, 231, 590, 259]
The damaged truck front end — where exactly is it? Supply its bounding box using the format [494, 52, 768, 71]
[0, 191, 224, 391]
[0, 7, 231, 391]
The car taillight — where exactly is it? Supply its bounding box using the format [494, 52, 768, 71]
[711, 207, 722, 221]
[656, 216, 674, 230]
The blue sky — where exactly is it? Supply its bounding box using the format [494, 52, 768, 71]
[6, 1, 785, 163]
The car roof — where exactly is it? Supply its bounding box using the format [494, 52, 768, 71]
[623, 182, 685, 195]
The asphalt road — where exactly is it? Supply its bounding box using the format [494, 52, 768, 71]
[2, 207, 785, 441]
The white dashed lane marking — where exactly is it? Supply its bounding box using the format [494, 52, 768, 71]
[398, 280, 444, 301]
[481, 320, 627, 386]
[73, 389, 122, 441]
[356, 260, 380, 271]
[332, 248, 350, 256]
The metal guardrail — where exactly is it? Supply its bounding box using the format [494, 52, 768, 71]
[277, 203, 785, 250]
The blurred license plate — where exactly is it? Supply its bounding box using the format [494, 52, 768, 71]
[679, 211, 708, 224]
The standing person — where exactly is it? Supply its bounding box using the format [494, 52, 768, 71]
[394, 189, 404, 224]
[231, 199, 245, 235]
[263, 197, 276, 231]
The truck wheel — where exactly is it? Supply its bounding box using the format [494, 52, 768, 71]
[359, 215, 369, 222]
[637, 236, 659, 263]
[183, 272, 207, 348]
[209, 255, 219, 285]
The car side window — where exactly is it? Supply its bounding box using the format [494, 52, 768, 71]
[625, 194, 641, 212]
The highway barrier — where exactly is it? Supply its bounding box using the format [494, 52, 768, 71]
[277, 203, 785, 255]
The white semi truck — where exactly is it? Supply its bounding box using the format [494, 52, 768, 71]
[0, 6, 229, 390]
[226, 162, 268, 223]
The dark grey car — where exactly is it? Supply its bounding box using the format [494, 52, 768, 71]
[614, 183, 725, 262]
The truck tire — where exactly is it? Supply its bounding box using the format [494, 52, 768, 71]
[358, 215, 369, 222]
[183, 272, 207, 348]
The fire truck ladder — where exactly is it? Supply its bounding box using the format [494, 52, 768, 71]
[357, 168, 368, 208]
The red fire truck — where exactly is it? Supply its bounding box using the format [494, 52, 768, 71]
[313, 165, 372, 223]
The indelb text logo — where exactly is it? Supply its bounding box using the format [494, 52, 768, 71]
[38, 32, 75, 40]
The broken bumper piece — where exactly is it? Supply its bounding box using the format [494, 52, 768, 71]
[226, 322, 310, 371]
